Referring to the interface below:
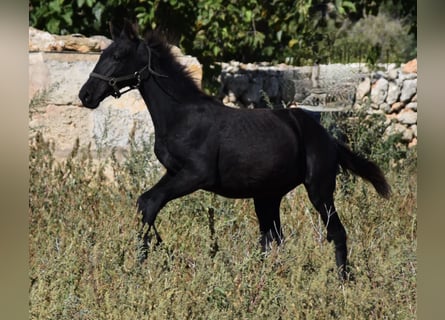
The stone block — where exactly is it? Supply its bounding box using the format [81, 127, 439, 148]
[356, 77, 371, 101]
[371, 78, 388, 105]
[402, 58, 417, 74]
[390, 102, 405, 113]
[400, 79, 417, 102]
[386, 81, 401, 105]
[397, 109, 417, 125]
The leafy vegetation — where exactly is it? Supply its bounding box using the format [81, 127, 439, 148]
[29, 104, 416, 318]
[29, 0, 416, 66]
[321, 108, 416, 173]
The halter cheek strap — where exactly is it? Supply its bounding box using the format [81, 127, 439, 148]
[89, 43, 167, 98]
[90, 68, 146, 98]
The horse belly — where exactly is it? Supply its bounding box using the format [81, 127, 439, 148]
[214, 143, 303, 198]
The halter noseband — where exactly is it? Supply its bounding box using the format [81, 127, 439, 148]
[89, 42, 167, 98]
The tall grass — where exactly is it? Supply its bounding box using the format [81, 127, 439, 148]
[29, 114, 416, 319]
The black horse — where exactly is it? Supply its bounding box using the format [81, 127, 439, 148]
[79, 21, 390, 280]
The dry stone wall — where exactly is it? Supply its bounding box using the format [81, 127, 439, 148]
[29, 27, 417, 162]
[220, 62, 360, 109]
[354, 59, 417, 147]
[219, 59, 417, 147]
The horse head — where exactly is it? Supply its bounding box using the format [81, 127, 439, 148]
[78, 20, 146, 108]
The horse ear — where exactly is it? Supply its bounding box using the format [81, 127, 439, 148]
[121, 19, 139, 40]
[109, 21, 121, 40]
[108, 19, 138, 41]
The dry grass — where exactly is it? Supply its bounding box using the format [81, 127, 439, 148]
[29, 132, 416, 319]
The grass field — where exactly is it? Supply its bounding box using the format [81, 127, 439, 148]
[29, 121, 416, 319]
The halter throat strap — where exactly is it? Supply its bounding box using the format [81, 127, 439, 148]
[89, 42, 167, 98]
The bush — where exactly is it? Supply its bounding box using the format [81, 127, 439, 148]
[342, 12, 416, 66]
[321, 108, 416, 173]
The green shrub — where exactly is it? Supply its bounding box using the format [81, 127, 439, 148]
[321, 108, 416, 173]
[343, 12, 416, 66]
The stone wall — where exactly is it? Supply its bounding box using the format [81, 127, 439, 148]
[354, 59, 417, 147]
[219, 61, 361, 109]
[219, 59, 417, 147]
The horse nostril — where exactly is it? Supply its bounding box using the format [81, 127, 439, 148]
[79, 90, 89, 104]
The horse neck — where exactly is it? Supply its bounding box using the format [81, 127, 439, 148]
[137, 53, 204, 136]
[138, 76, 183, 136]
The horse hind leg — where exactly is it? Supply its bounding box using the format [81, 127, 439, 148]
[305, 178, 349, 280]
[253, 196, 284, 252]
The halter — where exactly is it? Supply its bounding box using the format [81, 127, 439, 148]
[89, 42, 167, 98]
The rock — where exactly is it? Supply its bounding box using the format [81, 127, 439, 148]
[399, 72, 417, 81]
[411, 124, 417, 137]
[390, 102, 405, 113]
[29, 27, 59, 52]
[301, 91, 327, 106]
[408, 137, 417, 148]
[367, 108, 384, 115]
[402, 128, 414, 142]
[384, 122, 404, 136]
[29, 27, 107, 53]
[90, 35, 113, 51]
[406, 102, 417, 111]
[400, 79, 417, 102]
[387, 68, 399, 80]
[384, 113, 398, 126]
[356, 77, 371, 100]
[293, 79, 313, 102]
[241, 78, 263, 106]
[263, 76, 280, 99]
[280, 79, 297, 102]
[397, 109, 417, 125]
[29, 52, 50, 102]
[240, 63, 257, 71]
[225, 91, 236, 103]
[225, 73, 249, 97]
[55, 34, 102, 53]
[385, 123, 413, 142]
[402, 58, 417, 74]
[386, 81, 401, 105]
[371, 78, 388, 105]
[379, 103, 391, 113]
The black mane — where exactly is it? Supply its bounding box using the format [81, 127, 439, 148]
[143, 31, 206, 102]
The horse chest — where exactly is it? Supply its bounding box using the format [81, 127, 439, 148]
[153, 137, 183, 172]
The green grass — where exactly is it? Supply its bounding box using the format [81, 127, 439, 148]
[29, 130, 416, 319]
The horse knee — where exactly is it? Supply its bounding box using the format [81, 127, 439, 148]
[137, 196, 159, 226]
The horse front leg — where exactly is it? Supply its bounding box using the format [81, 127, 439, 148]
[136, 169, 205, 262]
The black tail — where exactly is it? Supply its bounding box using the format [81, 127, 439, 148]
[336, 141, 391, 199]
